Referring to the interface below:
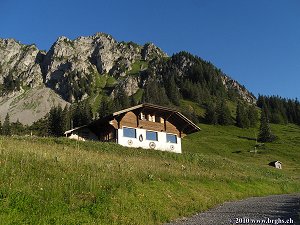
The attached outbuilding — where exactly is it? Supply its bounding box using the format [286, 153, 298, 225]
[64, 125, 98, 141]
[268, 161, 282, 169]
[64, 103, 201, 153]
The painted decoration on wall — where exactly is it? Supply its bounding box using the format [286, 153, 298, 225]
[149, 142, 156, 149]
[128, 139, 133, 146]
[139, 134, 143, 142]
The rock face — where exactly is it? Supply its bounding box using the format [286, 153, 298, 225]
[221, 76, 256, 104]
[0, 39, 44, 88]
[0, 33, 256, 124]
[0, 33, 168, 124]
[41, 33, 167, 101]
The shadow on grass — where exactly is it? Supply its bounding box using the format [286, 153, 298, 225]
[237, 136, 257, 141]
[232, 150, 242, 154]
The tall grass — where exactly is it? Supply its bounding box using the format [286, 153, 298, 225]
[0, 123, 299, 224]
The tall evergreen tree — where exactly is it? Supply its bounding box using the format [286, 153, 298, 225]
[114, 86, 130, 110]
[204, 102, 218, 125]
[296, 99, 300, 125]
[98, 97, 115, 118]
[63, 105, 72, 131]
[236, 101, 243, 128]
[71, 101, 93, 128]
[236, 102, 250, 128]
[217, 100, 232, 125]
[143, 80, 169, 106]
[2, 113, 11, 136]
[72, 104, 82, 128]
[165, 74, 180, 106]
[258, 107, 275, 142]
[48, 105, 64, 137]
[29, 116, 49, 136]
[82, 101, 93, 124]
[10, 119, 24, 135]
[247, 105, 259, 127]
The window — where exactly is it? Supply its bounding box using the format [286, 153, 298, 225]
[140, 113, 163, 123]
[146, 131, 158, 141]
[139, 113, 145, 120]
[155, 116, 161, 123]
[146, 114, 155, 122]
[166, 134, 177, 143]
[123, 127, 136, 138]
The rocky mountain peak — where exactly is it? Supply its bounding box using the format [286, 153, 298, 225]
[0, 38, 43, 90]
[0, 33, 257, 125]
[141, 42, 168, 60]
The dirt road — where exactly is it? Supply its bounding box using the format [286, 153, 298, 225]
[166, 194, 300, 225]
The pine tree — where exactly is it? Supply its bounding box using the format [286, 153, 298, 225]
[98, 97, 115, 118]
[204, 102, 218, 125]
[63, 105, 72, 131]
[114, 86, 130, 109]
[72, 104, 80, 127]
[48, 105, 64, 137]
[10, 119, 24, 135]
[247, 105, 259, 127]
[29, 116, 49, 137]
[165, 74, 180, 106]
[236, 101, 243, 128]
[296, 99, 300, 125]
[82, 101, 93, 124]
[143, 80, 169, 106]
[217, 100, 232, 125]
[236, 102, 250, 128]
[258, 107, 275, 142]
[2, 113, 11, 136]
[71, 101, 93, 128]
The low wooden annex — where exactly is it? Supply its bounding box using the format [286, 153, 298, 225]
[64, 103, 200, 153]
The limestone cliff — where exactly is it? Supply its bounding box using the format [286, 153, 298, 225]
[0, 33, 256, 124]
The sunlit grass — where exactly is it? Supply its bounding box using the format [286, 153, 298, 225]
[0, 123, 299, 224]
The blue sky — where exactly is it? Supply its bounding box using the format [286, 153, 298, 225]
[1, 0, 299, 99]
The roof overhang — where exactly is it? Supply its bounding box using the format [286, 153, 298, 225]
[64, 125, 88, 135]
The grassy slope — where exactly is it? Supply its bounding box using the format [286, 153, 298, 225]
[0, 124, 299, 224]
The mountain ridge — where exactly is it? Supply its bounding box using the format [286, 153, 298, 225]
[0, 33, 256, 124]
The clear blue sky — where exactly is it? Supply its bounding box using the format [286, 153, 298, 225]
[1, 0, 299, 99]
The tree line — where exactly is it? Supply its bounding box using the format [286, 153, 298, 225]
[257, 95, 300, 125]
[0, 101, 93, 137]
[203, 100, 259, 127]
[142, 51, 235, 108]
[0, 90, 135, 137]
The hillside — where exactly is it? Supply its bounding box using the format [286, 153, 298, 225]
[0, 33, 256, 125]
[0, 86, 69, 124]
[0, 123, 299, 224]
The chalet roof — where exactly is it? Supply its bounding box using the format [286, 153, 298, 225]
[64, 125, 88, 135]
[90, 103, 201, 134]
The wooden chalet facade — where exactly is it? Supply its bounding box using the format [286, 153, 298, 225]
[64, 103, 200, 153]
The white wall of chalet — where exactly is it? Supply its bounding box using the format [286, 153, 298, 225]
[117, 127, 182, 153]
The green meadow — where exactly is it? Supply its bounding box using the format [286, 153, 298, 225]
[0, 123, 299, 224]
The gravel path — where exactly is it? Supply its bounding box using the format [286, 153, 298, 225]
[165, 193, 300, 225]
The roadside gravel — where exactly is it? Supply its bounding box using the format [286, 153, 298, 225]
[165, 193, 300, 225]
